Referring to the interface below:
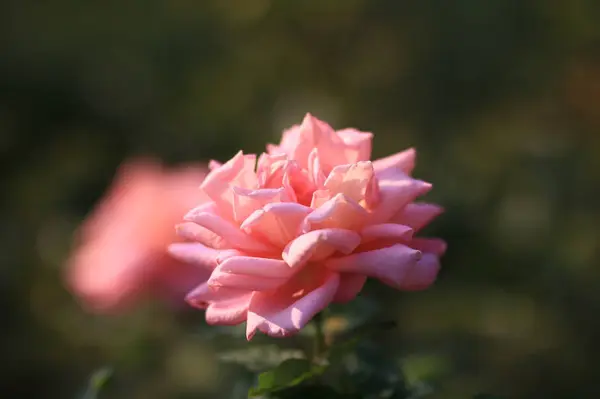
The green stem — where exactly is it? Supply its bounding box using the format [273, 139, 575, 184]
[312, 312, 325, 361]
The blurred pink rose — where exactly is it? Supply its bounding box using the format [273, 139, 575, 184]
[67, 159, 210, 313]
[170, 114, 446, 339]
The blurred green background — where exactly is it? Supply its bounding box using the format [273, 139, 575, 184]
[2, 1, 600, 398]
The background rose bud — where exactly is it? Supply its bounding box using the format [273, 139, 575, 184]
[66, 159, 210, 312]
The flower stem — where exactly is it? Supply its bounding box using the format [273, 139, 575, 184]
[312, 312, 325, 361]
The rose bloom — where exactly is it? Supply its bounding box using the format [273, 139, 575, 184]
[169, 114, 445, 339]
[67, 159, 210, 313]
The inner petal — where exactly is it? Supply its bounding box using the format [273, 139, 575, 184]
[323, 161, 378, 208]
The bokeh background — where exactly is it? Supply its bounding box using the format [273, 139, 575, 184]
[2, 1, 600, 398]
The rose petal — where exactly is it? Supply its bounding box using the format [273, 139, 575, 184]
[373, 147, 416, 177]
[287, 114, 347, 172]
[175, 222, 228, 249]
[186, 282, 248, 308]
[323, 161, 377, 207]
[246, 270, 339, 339]
[391, 203, 444, 232]
[296, 114, 337, 163]
[183, 211, 275, 253]
[269, 114, 374, 175]
[410, 238, 447, 256]
[333, 273, 367, 303]
[360, 223, 414, 243]
[208, 160, 223, 171]
[241, 202, 312, 248]
[186, 283, 252, 325]
[336, 128, 373, 163]
[399, 253, 440, 291]
[306, 193, 369, 231]
[232, 186, 287, 223]
[282, 228, 361, 268]
[206, 295, 252, 325]
[325, 244, 422, 289]
[369, 175, 432, 225]
[208, 269, 287, 291]
[167, 242, 230, 270]
[200, 151, 258, 215]
[256, 153, 288, 188]
[216, 256, 293, 278]
[275, 160, 316, 205]
[308, 148, 326, 188]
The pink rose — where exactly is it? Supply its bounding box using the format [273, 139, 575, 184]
[67, 159, 210, 313]
[170, 114, 445, 339]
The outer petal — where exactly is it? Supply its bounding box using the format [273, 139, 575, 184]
[333, 273, 367, 303]
[325, 244, 422, 289]
[391, 203, 444, 232]
[398, 253, 440, 291]
[208, 160, 222, 170]
[207, 257, 292, 291]
[215, 256, 293, 278]
[183, 211, 275, 253]
[369, 175, 432, 225]
[282, 228, 361, 268]
[246, 271, 340, 339]
[167, 242, 237, 270]
[206, 295, 252, 325]
[373, 147, 416, 177]
[186, 283, 252, 325]
[208, 270, 287, 291]
[360, 223, 413, 243]
[410, 238, 447, 256]
[241, 202, 312, 248]
[186, 282, 248, 308]
[175, 222, 228, 249]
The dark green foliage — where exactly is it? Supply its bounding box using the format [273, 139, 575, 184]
[248, 358, 327, 397]
[2, 1, 600, 398]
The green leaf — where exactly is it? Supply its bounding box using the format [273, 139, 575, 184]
[80, 367, 112, 399]
[248, 358, 327, 397]
[270, 384, 353, 399]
